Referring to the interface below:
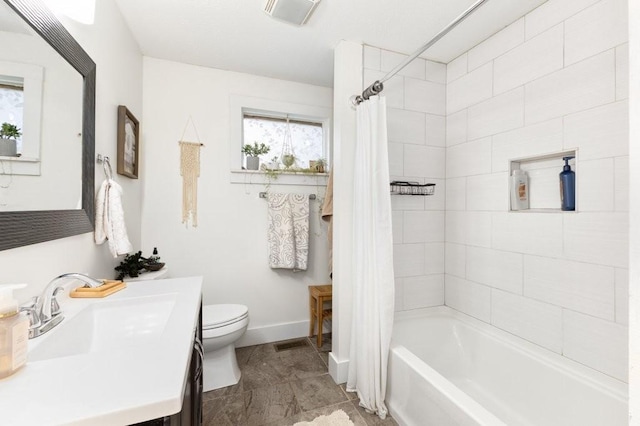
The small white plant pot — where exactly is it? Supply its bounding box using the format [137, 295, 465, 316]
[246, 156, 260, 170]
[0, 138, 17, 157]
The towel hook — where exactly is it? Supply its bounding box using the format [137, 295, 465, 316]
[97, 154, 113, 180]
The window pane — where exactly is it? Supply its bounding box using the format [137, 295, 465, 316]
[0, 85, 24, 152]
[243, 115, 323, 169]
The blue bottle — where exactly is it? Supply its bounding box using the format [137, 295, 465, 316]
[559, 156, 575, 211]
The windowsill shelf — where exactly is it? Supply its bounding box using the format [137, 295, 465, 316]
[0, 155, 41, 175]
[230, 169, 329, 186]
[0, 155, 39, 162]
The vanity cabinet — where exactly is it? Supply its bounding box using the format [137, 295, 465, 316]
[134, 304, 203, 426]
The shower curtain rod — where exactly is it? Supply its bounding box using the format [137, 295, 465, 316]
[352, 0, 490, 105]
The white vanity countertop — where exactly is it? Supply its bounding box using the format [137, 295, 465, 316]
[0, 276, 203, 426]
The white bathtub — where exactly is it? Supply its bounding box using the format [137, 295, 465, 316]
[386, 306, 627, 426]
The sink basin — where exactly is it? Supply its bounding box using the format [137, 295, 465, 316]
[2, 277, 203, 426]
[29, 294, 177, 362]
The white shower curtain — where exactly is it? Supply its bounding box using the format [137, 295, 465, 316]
[346, 95, 395, 419]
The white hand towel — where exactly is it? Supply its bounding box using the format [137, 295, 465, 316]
[95, 179, 133, 258]
[267, 193, 309, 271]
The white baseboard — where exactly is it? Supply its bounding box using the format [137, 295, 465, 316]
[235, 319, 332, 348]
[329, 352, 349, 384]
[235, 320, 305, 348]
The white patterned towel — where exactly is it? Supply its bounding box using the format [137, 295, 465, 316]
[267, 193, 309, 271]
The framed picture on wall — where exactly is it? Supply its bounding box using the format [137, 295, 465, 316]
[117, 105, 140, 179]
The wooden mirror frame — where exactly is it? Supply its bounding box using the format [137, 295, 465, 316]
[0, 0, 96, 251]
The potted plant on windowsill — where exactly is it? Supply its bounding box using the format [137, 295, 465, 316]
[242, 142, 270, 170]
[0, 123, 21, 157]
[314, 158, 326, 173]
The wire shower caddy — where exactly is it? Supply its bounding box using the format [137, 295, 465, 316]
[390, 181, 436, 196]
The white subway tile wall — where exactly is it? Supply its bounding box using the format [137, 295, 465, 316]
[493, 24, 564, 95]
[446, 137, 492, 178]
[563, 100, 628, 160]
[491, 289, 563, 353]
[562, 309, 628, 381]
[381, 50, 425, 79]
[563, 0, 628, 66]
[445, 275, 491, 322]
[614, 156, 629, 212]
[444, 243, 466, 278]
[466, 246, 523, 294]
[446, 62, 493, 114]
[466, 172, 509, 211]
[615, 268, 629, 326]
[445, 109, 467, 147]
[446, 53, 467, 83]
[445, 177, 466, 211]
[468, 18, 525, 72]
[577, 158, 615, 211]
[444, 0, 628, 381]
[467, 87, 524, 140]
[524, 255, 615, 320]
[524, 0, 600, 40]
[524, 50, 616, 125]
[364, 47, 447, 313]
[403, 274, 444, 310]
[387, 108, 426, 145]
[491, 118, 563, 172]
[615, 44, 629, 101]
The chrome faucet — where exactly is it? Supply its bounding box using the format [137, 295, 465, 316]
[25, 273, 103, 338]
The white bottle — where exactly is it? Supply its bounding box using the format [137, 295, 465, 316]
[510, 169, 529, 210]
[0, 284, 29, 379]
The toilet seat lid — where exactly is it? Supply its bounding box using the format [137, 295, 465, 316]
[203, 304, 248, 329]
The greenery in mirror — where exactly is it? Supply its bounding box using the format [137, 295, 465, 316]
[0, 123, 21, 140]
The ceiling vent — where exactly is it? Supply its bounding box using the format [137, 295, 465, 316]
[264, 0, 321, 26]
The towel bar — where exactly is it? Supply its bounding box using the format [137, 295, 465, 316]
[259, 192, 316, 200]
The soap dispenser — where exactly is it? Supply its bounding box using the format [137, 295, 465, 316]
[559, 156, 576, 211]
[0, 284, 29, 379]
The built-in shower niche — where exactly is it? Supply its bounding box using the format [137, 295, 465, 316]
[509, 149, 577, 212]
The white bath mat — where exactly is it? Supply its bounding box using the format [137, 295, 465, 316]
[293, 409, 355, 426]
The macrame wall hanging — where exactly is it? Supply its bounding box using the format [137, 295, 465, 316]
[179, 116, 204, 228]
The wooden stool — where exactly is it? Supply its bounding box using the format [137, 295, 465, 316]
[308, 284, 332, 347]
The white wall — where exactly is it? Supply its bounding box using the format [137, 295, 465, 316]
[445, 0, 629, 383]
[363, 46, 447, 313]
[141, 57, 332, 346]
[0, 0, 143, 301]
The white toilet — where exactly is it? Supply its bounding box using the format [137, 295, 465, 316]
[202, 304, 249, 391]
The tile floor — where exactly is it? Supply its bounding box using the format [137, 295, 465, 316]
[202, 335, 399, 426]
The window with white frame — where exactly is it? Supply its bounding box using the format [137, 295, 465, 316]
[242, 113, 324, 170]
[229, 95, 331, 175]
